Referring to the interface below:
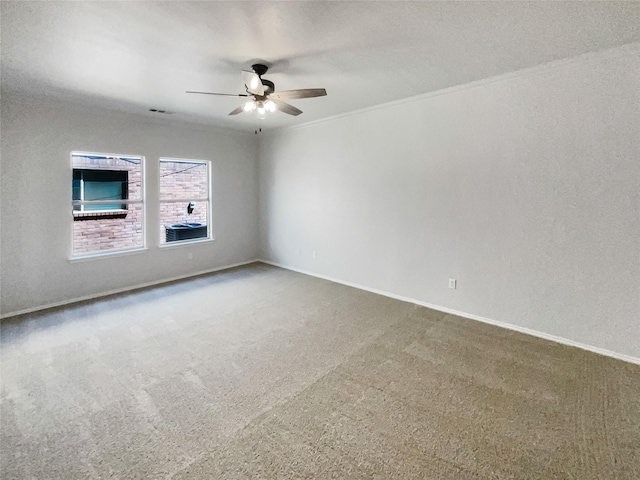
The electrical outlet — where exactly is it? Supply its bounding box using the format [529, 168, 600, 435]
[188, 252, 193, 260]
[448, 278, 456, 289]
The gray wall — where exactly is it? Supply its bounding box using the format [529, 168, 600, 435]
[258, 45, 640, 359]
[1, 94, 259, 315]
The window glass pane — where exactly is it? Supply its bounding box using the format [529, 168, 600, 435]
[72, 203, 143, 256]
[159, 160, 208, 200]
[72, 171, 81, 201]
[160, 201, 208, 244]
[84, 180, 125, 210]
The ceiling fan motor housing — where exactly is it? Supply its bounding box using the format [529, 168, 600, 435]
[260, 79, 275, 96]
[250, 64, 274, 95]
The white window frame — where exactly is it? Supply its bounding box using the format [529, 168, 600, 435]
[70, 151, 147, 260]
[158, 157, 213, 247]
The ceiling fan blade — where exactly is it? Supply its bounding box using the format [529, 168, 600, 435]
[228, 106, 244, 116]
[186, 91, 249, 97]
[241, 70, 264, 96]
[271, 100, 302, 116]
[269, 88, 327, 100]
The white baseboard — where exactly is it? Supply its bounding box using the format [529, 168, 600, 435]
[259, 260, 640, 366]
[0, 259, 260, 320]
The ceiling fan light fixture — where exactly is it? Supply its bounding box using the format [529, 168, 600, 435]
[256, 101, 266, 115]
[265, 100, 277, 113]
[242, 100, 256, 113]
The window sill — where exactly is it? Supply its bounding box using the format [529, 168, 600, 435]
[159, 237, 215, 249]
[73, 209, 128, 221]
[70, 247, 148, 263]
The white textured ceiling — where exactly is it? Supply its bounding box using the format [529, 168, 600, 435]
[2, 1, 639, 132]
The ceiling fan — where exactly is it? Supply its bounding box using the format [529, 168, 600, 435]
[186, 64, 327, 116]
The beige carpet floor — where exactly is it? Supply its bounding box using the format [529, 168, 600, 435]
[1, 263, 639, 479]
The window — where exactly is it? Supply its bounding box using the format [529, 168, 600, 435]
[73, 169, 128, 212]
[159, 158, 210, 244]
[71, 153, 144, 257]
